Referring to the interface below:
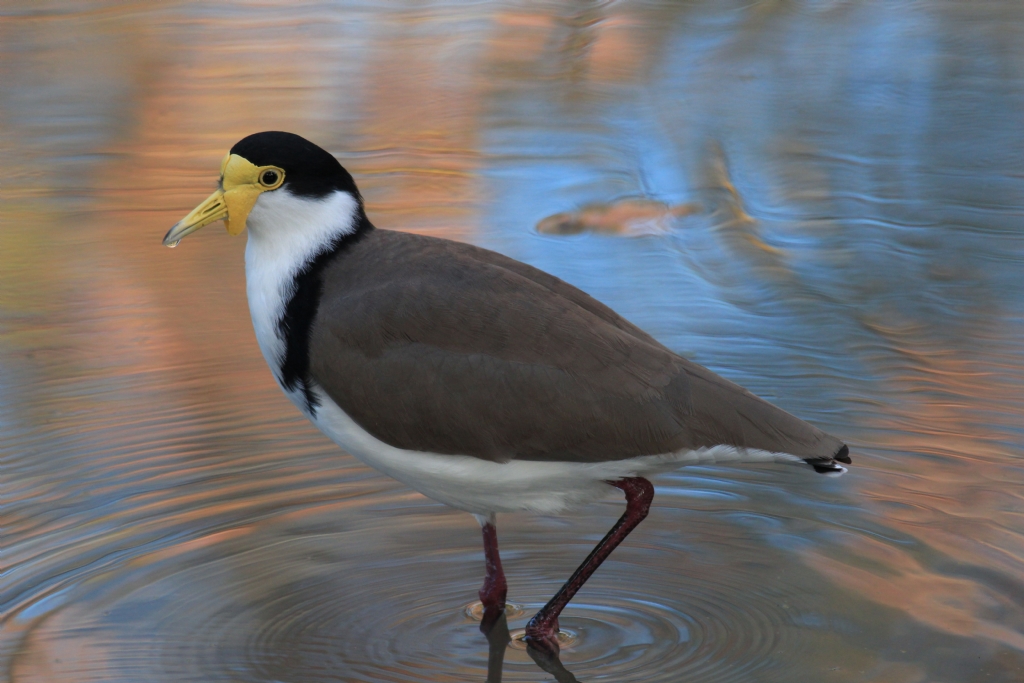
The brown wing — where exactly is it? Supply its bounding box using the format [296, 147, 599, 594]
[308, 229, 847, 464]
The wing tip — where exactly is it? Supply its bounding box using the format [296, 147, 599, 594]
[807, 444, 851, 476]
[811, 461, 848, 476]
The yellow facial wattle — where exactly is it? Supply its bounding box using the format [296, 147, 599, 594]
[163, 153, 284, 247]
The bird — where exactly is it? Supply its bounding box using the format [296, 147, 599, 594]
[163, 131, 851, 654]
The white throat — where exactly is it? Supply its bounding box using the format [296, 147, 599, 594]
[243, 188, 360, 382]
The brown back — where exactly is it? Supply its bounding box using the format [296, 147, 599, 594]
[309, 229, 844, 464]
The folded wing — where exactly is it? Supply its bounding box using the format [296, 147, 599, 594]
[309, 230, 848, 468]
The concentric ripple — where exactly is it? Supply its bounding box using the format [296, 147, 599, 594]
[507, 625, 578, 650]
[492, 572, 807, 682]
[6, 495, 840, 683]
[464, 601, 525, 621]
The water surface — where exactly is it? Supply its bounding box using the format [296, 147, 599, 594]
[2, 1, 1024, 681]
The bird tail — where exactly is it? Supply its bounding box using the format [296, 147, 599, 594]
[803, 444, 851, 477]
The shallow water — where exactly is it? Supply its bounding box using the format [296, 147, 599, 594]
[2, 1, 1024, 681]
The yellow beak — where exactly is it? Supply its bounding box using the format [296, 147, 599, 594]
[162, 187, 229, 246]
[163, 154, 284, 247]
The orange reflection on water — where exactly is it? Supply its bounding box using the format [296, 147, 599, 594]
[5, 1, 1024, 681]
[805, 334, 1024, 649]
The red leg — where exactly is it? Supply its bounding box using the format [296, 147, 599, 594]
[524, 477, 654, 654]
[478, 516, 508, 620]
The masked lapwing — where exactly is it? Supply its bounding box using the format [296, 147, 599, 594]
[164, 131, 850, 653]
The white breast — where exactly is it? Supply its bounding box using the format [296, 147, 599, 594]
[243, 188, 360, 387]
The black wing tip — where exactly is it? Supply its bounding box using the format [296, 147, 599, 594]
[806, 443, 852, 476]
[806, 443, 851, 475]
[811, 461, 848, 476]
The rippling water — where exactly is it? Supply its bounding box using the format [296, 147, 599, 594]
[3, 1, 1024, 681]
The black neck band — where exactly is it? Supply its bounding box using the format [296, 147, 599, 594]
[277, 213, 374, 413]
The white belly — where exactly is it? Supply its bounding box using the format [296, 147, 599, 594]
[302, 386, 803, 515]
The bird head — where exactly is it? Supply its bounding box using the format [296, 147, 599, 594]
[163, 131, 360, 246]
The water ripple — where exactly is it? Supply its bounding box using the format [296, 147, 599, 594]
[6, 0, 1024, 681]
[7, 504, 831, 683]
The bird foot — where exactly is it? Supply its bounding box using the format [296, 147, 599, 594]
[523, 614, 560, 655]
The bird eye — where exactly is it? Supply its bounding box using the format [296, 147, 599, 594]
[259, 169, 281, 188]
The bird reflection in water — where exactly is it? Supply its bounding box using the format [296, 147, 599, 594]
[479, 608, 579, 683]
